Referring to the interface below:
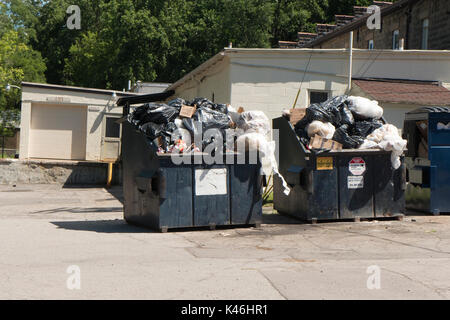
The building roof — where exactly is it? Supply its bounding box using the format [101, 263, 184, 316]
[353, 79, 450, 105]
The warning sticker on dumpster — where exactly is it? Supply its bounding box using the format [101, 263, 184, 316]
[316, 157, 333, 170]
[195, 168, 227, 196]
[349, 157, 366, 175]
[348, 176, 364, 189]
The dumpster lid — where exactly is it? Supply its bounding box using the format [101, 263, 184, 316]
[116, 90, 175, 106]
[407, 106, 450, 114]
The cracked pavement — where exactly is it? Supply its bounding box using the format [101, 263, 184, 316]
[0, 184, 449, 299]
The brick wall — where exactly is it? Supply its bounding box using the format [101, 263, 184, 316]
[312, 0, 450, 50]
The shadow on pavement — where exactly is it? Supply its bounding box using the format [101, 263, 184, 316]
[105, 186, 124, 204]
[51, 219, 153, 233]
[32, 207, 123, 214]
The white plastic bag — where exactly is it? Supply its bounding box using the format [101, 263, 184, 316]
[347, 96, 383, 119]
[237, 111, 271, 136]
[364, 124, 407, 169]
[307, 121, 336, 139]
[236, 132, 290, 196]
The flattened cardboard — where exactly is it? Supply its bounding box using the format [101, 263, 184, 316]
[290, 108, 306, 125]
[179, 105, 196, 118]
[416, 120, 428, 141]
[309, 135, 343, 151]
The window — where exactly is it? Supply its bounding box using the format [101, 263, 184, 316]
[368, 40, 374, 50]
[392, 30, 400, 50]
[105, 117, 121, 138]
[309, 91, 329, 104]
[422, 19, 429, 49]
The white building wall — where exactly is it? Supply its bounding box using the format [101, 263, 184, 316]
[170, 48, 450, 123]
[173, 57, 231, 104]
[20, 85, 124, 161]
[229, 50, 349, 120]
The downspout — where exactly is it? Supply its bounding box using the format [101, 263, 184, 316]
[348, 31, 354, 93]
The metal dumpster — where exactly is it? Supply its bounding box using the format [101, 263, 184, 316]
[117, 93, 262, 232]
[403, 107, 450, 215]
[272, 116, 405, 222]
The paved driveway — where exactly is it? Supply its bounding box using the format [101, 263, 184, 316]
[0, 184, 449, 299]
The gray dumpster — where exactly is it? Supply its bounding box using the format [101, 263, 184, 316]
[117, 93, 262, 232]
[272, 116, 406, 222]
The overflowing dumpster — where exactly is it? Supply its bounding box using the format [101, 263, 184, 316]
[403, 107, 450, 215]
[117, 93, 263, 232]
[273, 95, 406, 222]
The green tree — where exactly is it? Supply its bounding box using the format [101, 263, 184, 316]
[0, 2, 46, 136]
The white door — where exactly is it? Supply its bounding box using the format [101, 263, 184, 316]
[100, 115, 122, 161]
[29, 103, 87, 160]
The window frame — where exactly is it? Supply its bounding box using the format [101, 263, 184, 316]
[392, 29, 400, 50]
[421, 18, 429, 50]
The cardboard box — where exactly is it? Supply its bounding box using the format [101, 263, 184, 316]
[418, 138, 428, 158]
[309, 135, 343, 151]
[179, 105, 196, 118]
[290, 108, 306, 125]
[416, 120, 428, 141]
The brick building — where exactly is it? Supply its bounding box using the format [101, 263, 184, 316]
[284, 0, 450, 50]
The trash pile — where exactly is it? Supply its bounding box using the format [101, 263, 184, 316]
[284, 95, 407, 169]
[127, 97, 291, 194]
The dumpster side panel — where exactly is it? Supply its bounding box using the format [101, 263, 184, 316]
[374, 154, 405, 216]
[193, 166, 230, 226]
[308, 165, 339, 220]
[338, 155, 374, 218]
[122, 122, 161, 229]
[430, 146, 450, 213]
[230, 164, 262, 224]
[158, 167, 193, 228]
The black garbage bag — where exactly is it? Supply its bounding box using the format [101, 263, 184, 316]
[321, 95, 348, 111]
[339, 104, 355, 126]
[145, 103, 179, 124]
[351, 120, 383, 137]
[182, 107, 231, 135]
[167, 98, 186, 110]
[294, 118, 311, 147]
[332, 124, 364, 149]
[190, 97, 215, 109]
[304, 103, 335, 123]
[303, 96, 347, 126]
[128, 104, 151, 126]
[140, 122, 165, 139]
[210, 103, 228, 114]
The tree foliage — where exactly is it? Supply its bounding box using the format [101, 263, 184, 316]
[2, 0, 374, 91]
[0, 1, 46, 135]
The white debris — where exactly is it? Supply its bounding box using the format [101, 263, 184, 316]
[347, 96, 383, 119]
[363, 124, 407, 169]
[306, 121, 336, 139]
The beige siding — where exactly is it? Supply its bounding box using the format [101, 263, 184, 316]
[29, 103, 87, 160]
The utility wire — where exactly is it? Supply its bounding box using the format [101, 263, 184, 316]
[292, 52, 313, 109]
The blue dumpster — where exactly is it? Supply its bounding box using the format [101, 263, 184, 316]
[404, 107, 450, 215]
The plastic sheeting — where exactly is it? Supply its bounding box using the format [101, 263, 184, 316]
[361, 124, 407, 169]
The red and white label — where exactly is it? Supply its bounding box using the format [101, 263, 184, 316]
[349, 157, 366, 175]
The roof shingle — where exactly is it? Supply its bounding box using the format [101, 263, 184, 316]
[353, 79, 450, 106]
